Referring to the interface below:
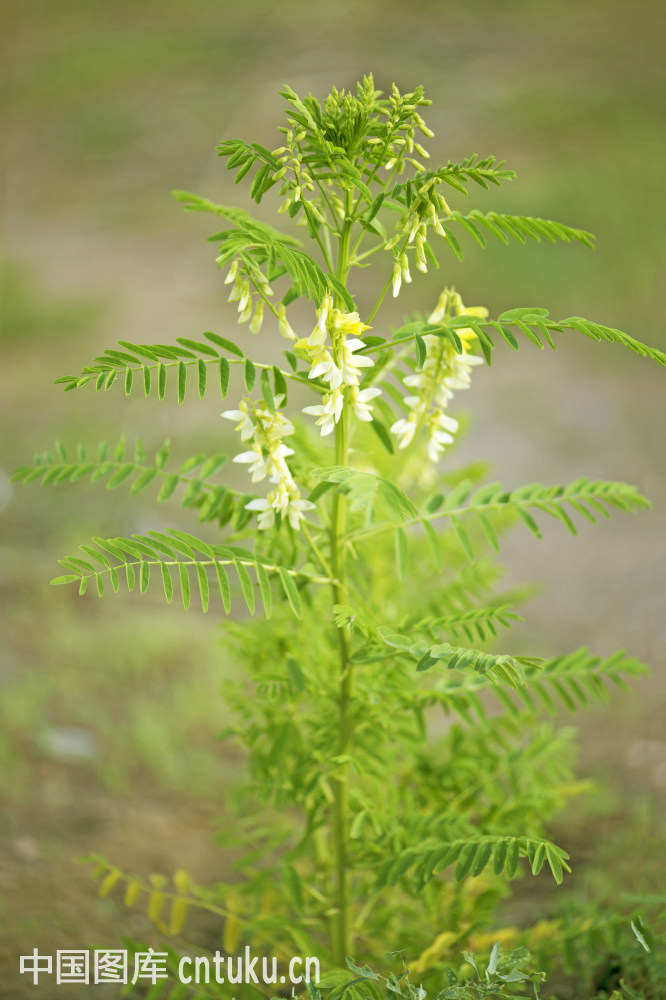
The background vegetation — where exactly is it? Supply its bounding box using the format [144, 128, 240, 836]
[1, 0, 665, 996]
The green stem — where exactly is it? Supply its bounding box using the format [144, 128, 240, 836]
[330, 402, 352, 965]
[301, 522, 334, 580]
[366, 271, 393, 324]
[330, 185, 355, 965]
[302, 201, 335, 272]
[366, 234, 410, 323]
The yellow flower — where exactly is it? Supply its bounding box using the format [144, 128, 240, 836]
[450, 291, 489, 346]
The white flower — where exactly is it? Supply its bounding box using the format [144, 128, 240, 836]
[390, 289, 486, 463]
[339, 338, 373, 386]
[244, 497, 275, 530]
[221, 402, 254, 441]
[233, 441, 294, 482]
[300, 301, 381, 436]
[245, 483, 314, 531]
[303, 388, 344, 437]
[286, 497, 315, 530]
[426, 411, 459, 462]
[391, 415, 419, 449]
[266, 442, 296, 482]
[226, 398, 309, 532]
[308, 352, 343, 390]
[233, 445, 269, 482]
[351, 386, 381, 422]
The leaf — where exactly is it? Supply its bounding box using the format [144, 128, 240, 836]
[631, 918, 651, 953]
[158, 474, 180, 502]
[197, 358, 207, 399]
[51, 573, 81, 586]
[545, 843, 563, 884]
[169, 898, 189, 936]
[161, 563, 173, 603]
[255, 562, 272, 618]
[377, 627, 414, 651]
[107, 464, 135, 490]
[455, 842, 478, 880]
[244, 358, 256, 391]
[147, 891, 165, 925]
[177, 337, 219, 357]
[493, 838, 508, 875]
[272, 365, 287, 403]
[177, 362, 187, 405]
[423, 519, 441, 568]
[312, 467, 417, 523]
[178, 563, 191, 610]
[369, 418, 394, 455]
[130, 468, 158, 495]
[260, 368, 275, 411]
[196, 563, 209, 612]
[216, 562, 231, 613]
[327, 274, 355, 312]
[98, 871, 120, 898]
[414, 333, 426, 369]
[139, 561, 150, 595]
[235, 560, 255, 614]
[450, 516, 474, 560]
[278, 567, 302, 618]
[506, 838, 520, 877]
[204, 331, 244, 357]
[219, 357, 230, 397]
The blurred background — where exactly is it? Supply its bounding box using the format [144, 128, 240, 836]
[1, 0, 665, 993]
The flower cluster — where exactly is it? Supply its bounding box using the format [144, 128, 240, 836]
[391, 290, 485, 462]
[299, 295, 381, 436]
[222, 399, 313, 531]
[387, 177, 453, 293]
[222, 259, 272, 334]
[369, 82, 434, 175]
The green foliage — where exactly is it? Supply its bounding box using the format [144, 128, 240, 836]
[322, 947, 546, 1000]
[50, 530, 313, 617]
[16, 75, 663, 990]
[378, 310, 666, 370]
[52, 330, 312, 403]
[523, 908, 666, 999]
[444, 211, 596, 252]
[374, 834, 571, 889]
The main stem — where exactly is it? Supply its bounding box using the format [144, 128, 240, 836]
[330, 190, 354, 965]
[330, 408, 351, 964]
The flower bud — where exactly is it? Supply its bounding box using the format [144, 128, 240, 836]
[224, 259, 239, 285]
[249, 300, 264, 334]
[278, 304, 297, 341]
[438, 194, 452, 216]
[392, 262, 402, 298]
